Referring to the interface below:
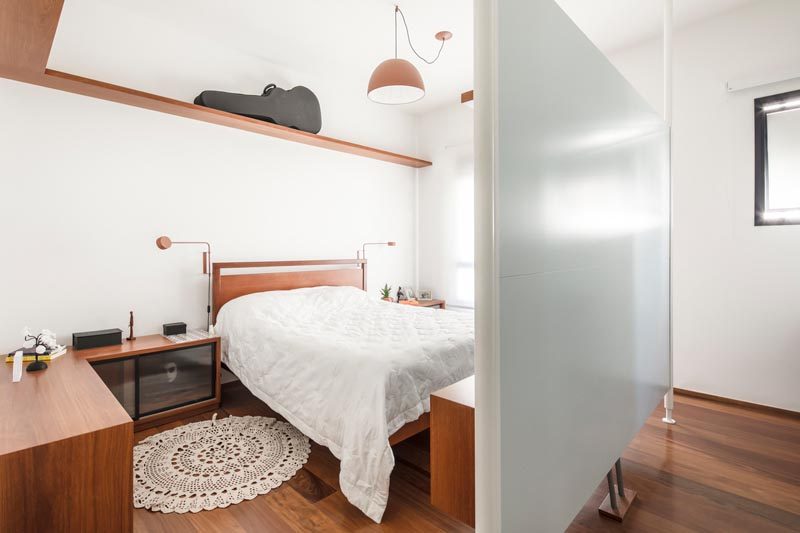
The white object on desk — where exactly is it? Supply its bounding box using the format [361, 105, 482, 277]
[164, 329, 211, 344]
[12, 350, 23, 382]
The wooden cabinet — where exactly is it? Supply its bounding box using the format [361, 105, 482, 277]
[0, 344, 133, 532]
[85, 335, 221, 430]
[430, 376, 475, 527]
[138, 343, 216, 416]
[91, 356, 136, 418]
[0, 334, 220, 532]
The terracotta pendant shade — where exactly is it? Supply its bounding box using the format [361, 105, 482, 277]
[367, 58, 425, 105]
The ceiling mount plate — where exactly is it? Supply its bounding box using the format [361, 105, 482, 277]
[435, 31, 453, 41]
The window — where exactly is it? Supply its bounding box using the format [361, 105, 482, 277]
[454, 166, 474, 307]
[755, 88, 800, 225]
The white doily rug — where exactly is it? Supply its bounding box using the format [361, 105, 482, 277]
[134, 415, 310, 513]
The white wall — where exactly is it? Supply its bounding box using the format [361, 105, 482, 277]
[609, 0, 800, 412]
[0, 78, 417, 350]
[0, 0, 426, 351]
[416, 102, 474, 307]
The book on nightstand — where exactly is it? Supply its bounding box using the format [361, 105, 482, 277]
[5, 345, 66, 363]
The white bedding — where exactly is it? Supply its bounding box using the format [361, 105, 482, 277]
[215, 285, 474, 522]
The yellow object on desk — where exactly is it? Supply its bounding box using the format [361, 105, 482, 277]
[5, 347, 66, 363]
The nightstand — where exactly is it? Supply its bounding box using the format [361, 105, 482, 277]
[75, 334, 221, 431]
[400, 299, 446, 309]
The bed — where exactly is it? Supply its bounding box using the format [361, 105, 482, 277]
[211, 259, 474, 523]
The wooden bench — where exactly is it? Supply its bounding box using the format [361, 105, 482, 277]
[430, 375, 475, 527]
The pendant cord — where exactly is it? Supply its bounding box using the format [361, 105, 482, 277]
[394, 5, 446, 65]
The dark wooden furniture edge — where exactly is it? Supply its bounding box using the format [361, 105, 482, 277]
[214, 259, 367, 268]
[674, 388, 800, 419]
[76, 335, 217, 362]
[389, 413, 430, 446]
[134, 398, 222, 431]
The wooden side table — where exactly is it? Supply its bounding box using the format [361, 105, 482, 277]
[400, 298, 446, 309]
[430, 375, 475, 527]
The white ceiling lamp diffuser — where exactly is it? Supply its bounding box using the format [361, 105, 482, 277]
[367, 5, 452, 105]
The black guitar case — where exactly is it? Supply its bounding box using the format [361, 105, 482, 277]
[194, 84, 322, 134]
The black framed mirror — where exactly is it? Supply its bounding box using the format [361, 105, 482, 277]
[755, 88, 800, 226]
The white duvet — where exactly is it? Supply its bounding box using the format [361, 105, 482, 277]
[215, 285, 474, 522]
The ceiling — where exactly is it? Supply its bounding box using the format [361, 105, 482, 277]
[556, 0, 757, 54]
[49, 0, 473, 116]
[49, 0, 756, 117]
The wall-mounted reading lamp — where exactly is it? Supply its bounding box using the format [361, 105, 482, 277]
[156, 236, 212, 331]
[358, 241, 397, 260]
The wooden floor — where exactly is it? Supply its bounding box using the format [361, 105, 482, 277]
[568, 395, 800, 532]
[134, 382, 800, 532]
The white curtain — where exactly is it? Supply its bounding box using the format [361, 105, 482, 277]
[418, 135, 475, 309]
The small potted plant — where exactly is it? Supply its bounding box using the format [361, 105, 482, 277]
[380, 284, 394, 302]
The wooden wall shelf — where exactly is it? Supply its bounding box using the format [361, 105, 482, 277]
[0, 0, 432, 169]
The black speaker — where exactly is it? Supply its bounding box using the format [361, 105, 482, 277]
[163, 322, 187, 336]
[72, 329, 123, 350]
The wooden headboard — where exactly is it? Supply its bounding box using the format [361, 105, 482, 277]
[212, 259, 367, 322]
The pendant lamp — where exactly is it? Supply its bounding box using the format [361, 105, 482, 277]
[367, 6, 452, 105]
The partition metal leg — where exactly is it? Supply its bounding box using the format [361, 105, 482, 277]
[606, 470, 618, 510]
[663, 389, 677, 424]
[599, 458, 637, 522]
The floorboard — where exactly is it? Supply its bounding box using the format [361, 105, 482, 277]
[133, 382, 800, 532]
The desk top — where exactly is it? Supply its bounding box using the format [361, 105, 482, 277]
[0, 348, 132, 456]
[0, 334, 218, 456]
[432, 375, 474, 408]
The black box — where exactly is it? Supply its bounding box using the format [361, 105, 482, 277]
[163, 322, 187, 336]
[72, 328, 123, 350]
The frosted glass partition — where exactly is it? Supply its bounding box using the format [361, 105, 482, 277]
[495, 1, 669, 530]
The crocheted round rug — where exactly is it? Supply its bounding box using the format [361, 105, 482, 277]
[133, 415, 310, 513]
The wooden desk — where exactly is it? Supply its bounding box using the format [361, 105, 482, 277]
[430, 375, 475, 527]
[0, 347, 133, 532]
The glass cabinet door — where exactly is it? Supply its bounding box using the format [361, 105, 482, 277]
[138, 344, 215, 416]
[91, 357, 136, 418]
